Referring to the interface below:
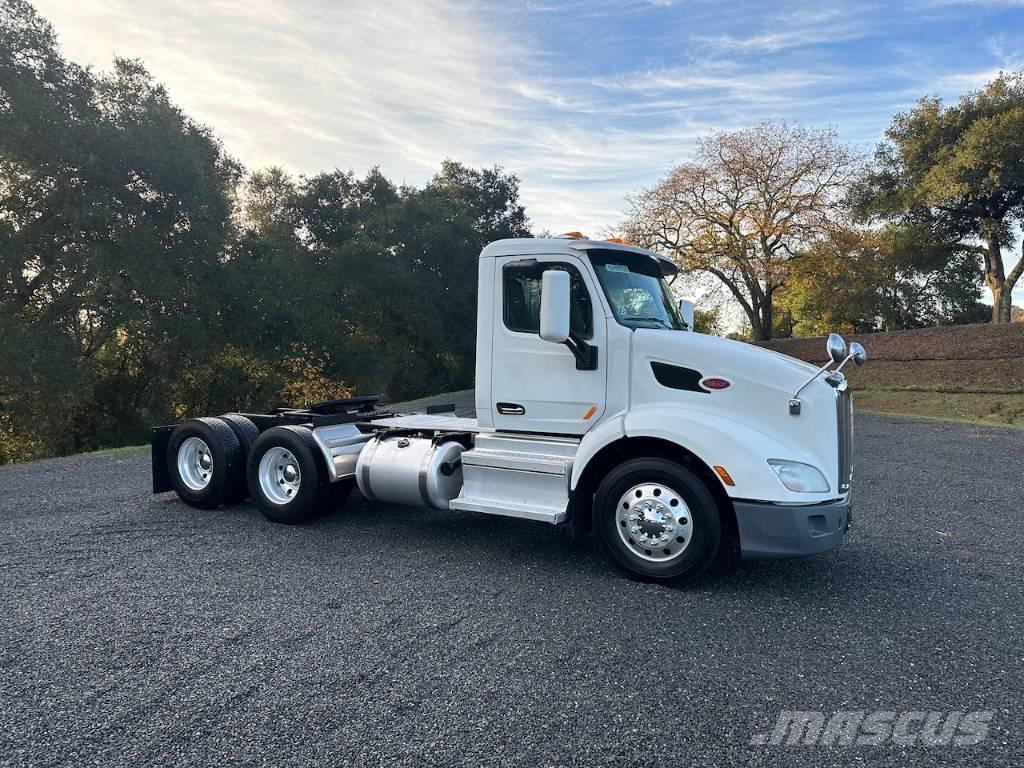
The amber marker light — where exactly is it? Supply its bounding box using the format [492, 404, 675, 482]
[713, 466, 736, 486]
[583, 406, 598, 420]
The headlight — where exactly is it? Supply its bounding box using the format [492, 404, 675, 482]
[767, 460, 830, 493]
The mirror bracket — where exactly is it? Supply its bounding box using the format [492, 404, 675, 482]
[564, 334, 598, 371]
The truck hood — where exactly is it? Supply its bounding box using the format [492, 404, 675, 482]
[628, 328, 842, 500]
[632, 328, 820, 394]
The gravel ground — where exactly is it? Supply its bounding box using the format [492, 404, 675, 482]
[0, 395, 1021, 767]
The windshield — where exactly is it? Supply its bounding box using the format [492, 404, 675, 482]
[587, 250, 687, 330]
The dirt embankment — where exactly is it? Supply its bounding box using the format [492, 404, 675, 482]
[761, 323, 1024, 394]
[759, 323, 1024, 427]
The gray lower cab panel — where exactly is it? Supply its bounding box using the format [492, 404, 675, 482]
[449, 432, 579, 524]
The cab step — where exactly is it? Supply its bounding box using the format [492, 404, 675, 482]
[448, 433, 579, 524]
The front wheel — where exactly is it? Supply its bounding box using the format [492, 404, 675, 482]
[593, 458, 721, 585]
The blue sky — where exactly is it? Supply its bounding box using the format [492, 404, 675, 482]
[34, 0, 1024, 301]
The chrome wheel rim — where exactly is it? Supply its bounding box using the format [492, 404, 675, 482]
[616, 482, 693, 562]
[177, 437, 213, 491]
[258, 447, 301, 505]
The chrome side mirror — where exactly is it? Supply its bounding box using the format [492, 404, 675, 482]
[827, 333, 847, 365]
[850, 341, 866, 367]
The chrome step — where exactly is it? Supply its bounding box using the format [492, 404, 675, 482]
[471, 432, 579, 457]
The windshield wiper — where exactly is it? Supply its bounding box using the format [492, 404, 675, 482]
[621, 316, 672, 328]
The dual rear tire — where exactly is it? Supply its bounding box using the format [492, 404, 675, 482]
[166, 417, 248, 509]
[166, 419, 351, 523]
[245, 426, 352, 524]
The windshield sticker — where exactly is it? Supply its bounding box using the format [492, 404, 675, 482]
[604, 264, 629, 273]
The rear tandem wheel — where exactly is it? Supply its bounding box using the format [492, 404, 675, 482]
[246, 426, 353, 524]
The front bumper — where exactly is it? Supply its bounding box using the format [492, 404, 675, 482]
[734, 496, 850, 560]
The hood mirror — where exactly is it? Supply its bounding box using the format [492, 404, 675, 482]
[790, 332, 859, 416]
[826, 333, 847, 365]
[850, 341, 867, 367]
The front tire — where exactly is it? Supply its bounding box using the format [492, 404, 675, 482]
[593, 458, 721, 584]
[246, 426, 352, 524]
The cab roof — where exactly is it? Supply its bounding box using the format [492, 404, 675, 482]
[480, 237, 678, 277]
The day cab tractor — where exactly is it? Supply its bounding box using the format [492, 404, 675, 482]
[152, 234, 866, 584]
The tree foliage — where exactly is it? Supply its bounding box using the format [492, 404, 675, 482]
[0, 1, 529, 462]
[777, 225, 986, 336]
[853, 72, 1024, 323]
[624, 122, 859, 340]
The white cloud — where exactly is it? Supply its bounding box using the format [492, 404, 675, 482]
[913, 0, 1024, 7]
[27, 0, 719, 232]
[28, 0, 1024, 237]
[930, 68, 1005, 92]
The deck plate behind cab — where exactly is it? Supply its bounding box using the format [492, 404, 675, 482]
[368, 414, 481, 432]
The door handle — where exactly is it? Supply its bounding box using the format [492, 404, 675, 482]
[496, 402, 525, 415]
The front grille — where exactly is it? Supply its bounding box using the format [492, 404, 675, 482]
[836, 389, 853, 493]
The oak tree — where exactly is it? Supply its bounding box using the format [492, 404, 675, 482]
[625, 122, 857, 340]
[854, 72, 1024, 323]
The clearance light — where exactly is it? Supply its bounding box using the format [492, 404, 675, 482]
[557, 231, 586, 239]
[713, 465, 735, 486]
[606, 237, 634, 245]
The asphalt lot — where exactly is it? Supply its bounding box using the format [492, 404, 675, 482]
[1, 394, 1021, 767]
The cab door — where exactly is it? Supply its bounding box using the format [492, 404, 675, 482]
[489, 254, 607, 435]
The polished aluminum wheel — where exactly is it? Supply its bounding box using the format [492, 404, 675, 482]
[616, 482, 693, 562]
[258, 446, 301, 505]
[177, 437, 213, 491]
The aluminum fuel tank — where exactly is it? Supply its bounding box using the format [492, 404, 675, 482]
[355, 435, 465, 510]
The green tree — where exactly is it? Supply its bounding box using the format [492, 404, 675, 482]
[692, 307, 723, 335]
[854, 72, 1024, 323]
[220, 162, 531, 403]
[1, 0, 239, 454]
[780, 225, 986, 335]
[0, 1, 534, 461]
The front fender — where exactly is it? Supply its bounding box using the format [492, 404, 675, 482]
[571, 413, 626, 490]
[574, 404, 837, 505]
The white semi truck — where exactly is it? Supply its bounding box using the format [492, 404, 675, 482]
[152, 234, 865, 584]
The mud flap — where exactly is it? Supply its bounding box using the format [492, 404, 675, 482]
[151, 425, 175, 493]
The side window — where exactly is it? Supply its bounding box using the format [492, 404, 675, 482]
[503, 262, 593, 338]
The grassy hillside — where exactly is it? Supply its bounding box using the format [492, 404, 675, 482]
[761, 323, 1024, 428]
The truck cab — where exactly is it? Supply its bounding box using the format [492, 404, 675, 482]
[153, 235, 860, 584]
